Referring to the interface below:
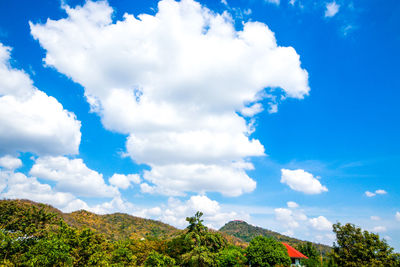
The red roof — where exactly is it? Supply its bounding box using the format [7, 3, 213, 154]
[281, 242, 308, 259]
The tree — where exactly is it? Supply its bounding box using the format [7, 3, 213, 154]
[216, 245, 247, 267]
[246, 236, 291, 267]
[144, 251, 176, 267]
[330, 222, 400, 267]
[167, 211, 228, 266]
[296, 242, 321, 267]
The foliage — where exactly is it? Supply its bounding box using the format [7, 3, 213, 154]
[297, 242, 322, 267]
[166, 211, 229, 266]
[0, 200, 57, 237]
[63, 209, 180, 241]
[329, 222, 400, 267]
[8, 199, 390, 267]
[216, 245, 247, 266]
[245, 236, 291, 267]
[144, 251, 175, 266]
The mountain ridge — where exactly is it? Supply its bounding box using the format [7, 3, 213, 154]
[219, 220, 331, 255]
[0, 199, 331, 254]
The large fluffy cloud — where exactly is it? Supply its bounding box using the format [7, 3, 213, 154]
[150, 195, 248, 229]
[0, 169, 89, 212]
[0, 155, 22, 170]
[30, 0, 309, 196]
[29, 156, 119, 198]
[0, 44, 81, 156]
[281, 169, 328, 194]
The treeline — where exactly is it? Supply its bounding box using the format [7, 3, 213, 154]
[1, 200, 399, 266]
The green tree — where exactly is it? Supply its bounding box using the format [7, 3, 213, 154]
[111, 240, 137, 266]
[217, 245, 247, 267]
[296, 242, 321, 267]
[167, 212, 228, 266]
[246, 236, 291, 267]
[329, 222, 400, 267]
[144, 251, 176, 266]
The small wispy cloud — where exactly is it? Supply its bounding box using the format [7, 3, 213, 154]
[325, 1, 340, 17]
[372, 226, 386, 233]
[266, 0, 280, 5]
[365, 189, 387, 197]
[370, 216, 380, 221]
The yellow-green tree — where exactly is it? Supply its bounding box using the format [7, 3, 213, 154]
[330, 223, 400, 267]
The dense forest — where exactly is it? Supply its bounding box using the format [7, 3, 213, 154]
[0, 199, 399, 266]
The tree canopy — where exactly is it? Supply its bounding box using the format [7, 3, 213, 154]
[246, 236, 291, 267]
[330, 222, 400, 267]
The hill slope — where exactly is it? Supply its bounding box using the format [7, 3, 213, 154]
[0, 199, 180, 241]
[62, 210, 180, 240]
[219, 220, 331, 255]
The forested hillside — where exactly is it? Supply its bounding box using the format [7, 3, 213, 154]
[1, 199, 398, 266]
[219, 220, 331, 255]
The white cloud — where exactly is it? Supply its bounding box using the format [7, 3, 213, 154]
[89, 196, 136, 215]
[375, 189, 387, 195]
[287, 201, 299, 208]
[309, 216, 332, 231]
[0, 155, 22, 170]
[0, 44, 81, 156]
[156, 195, 248, 229]
[281, 169, 328, 194]
[372, 226, 386, 233]
[325, 2, 340, 17]
[266, 0, 280, 5]
[109, 173, 140, 189]
[370, 216, 380, 221]
[365, 191, 376, 197]
[141, 163, 256, 196]
[30, 0, 309, 197]
[365, 189, 387, 197]
[274, 208, 299, 229]
[395, 212, 400, 222]
[29, 156, 119, 198]
[0, 169, 89, 212]
[289, 0, 296, 6]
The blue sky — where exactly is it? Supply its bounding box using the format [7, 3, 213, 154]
[0, 0, 399, 249]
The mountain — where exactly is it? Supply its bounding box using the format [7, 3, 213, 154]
[0, 199, 179, 241]
[219, 220, 331, 255]
[0, 199, 330, 254]
[62, 210, 180, 241]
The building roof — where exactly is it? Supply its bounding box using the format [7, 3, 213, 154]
[282, 242, 309, 259]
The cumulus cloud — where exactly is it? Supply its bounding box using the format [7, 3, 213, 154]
[160, 195, 248, 229]
[309, 216, 332, 231]
[395, 212, 400, 221]
[0, 169, 89, 212]
[274, 203, 332, 244]
[109, 174, 140, 189]
[0, 155, 22, 170]
[325, 2, 340, 17]
[287, 201, 299, 208]
[30, 156, 119, 198]
[280, 169, 328, 194]
[0, 44, 81, 156]
[370, 215, 380, 221]
[372, 226, 386, 233]
[30, 0, 309, 197]
[365, 189, 387, 197]
[274, 208, 300, 228]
